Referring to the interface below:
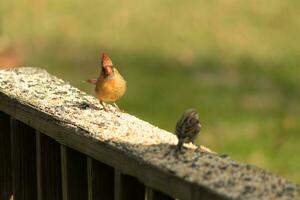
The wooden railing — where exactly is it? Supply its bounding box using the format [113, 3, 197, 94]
[0, 67, 299, 200]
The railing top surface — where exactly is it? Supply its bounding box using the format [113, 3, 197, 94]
[0, 67, 299, 200]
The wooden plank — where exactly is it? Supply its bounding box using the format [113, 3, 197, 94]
[120, 174, 145, 200]
[0, 91, 229, 200]
[0, 111, 13, 200]
[61, 147, 88, 200]
[10, 118, 37, 200]
[87, 158, 114, 200]
[145, 187, 174, 200]
[36, 132, 62, 200]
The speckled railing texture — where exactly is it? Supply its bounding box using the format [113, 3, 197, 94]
[0, 67, 299, 200]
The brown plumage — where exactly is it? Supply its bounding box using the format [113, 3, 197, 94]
[86, 53, 126, 111]
[175, 109, 201, 151]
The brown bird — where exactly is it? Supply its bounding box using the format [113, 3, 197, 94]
[175, 109, 201, 151]
[86, 53, 127, 111]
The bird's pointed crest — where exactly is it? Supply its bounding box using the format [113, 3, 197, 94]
[102, 53, 113, 67]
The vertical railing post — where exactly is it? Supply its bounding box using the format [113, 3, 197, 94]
[60, 146, 88, 200]
[87, 157, 93, 200]
[114, 169, 122, 200]
[0, 111, 13, 200]
[60, 145, 68, 200]
[36, 132, 62, 200]
[10, 118, 37, 200]
[87, 158, 114, 200]
[114, 170, 145, 200]
[145, 187, 174, 200]
[36, 131, 42, 200]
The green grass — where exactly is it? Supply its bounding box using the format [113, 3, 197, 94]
[1, 0, 300, 183]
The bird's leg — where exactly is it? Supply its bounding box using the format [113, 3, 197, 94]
[113, 103, 119, 109]
[113, 103, 123, 112]
[175, 146, 181, 153]
[100, 100, 108, 111]
[195, 146, 202, 153]
[175, 140, 183, 153]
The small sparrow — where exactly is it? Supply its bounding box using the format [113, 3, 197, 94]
[86, 53, 127, 111]
[175, 109, 201, 151]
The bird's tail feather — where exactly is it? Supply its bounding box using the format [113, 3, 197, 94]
[85, 79, 97, 84]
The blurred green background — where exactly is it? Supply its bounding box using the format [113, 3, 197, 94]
[1, 0, 299, 183]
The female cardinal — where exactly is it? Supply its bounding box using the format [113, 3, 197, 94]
[86, 53, 127, 111]
[175, 109, 201, 151]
